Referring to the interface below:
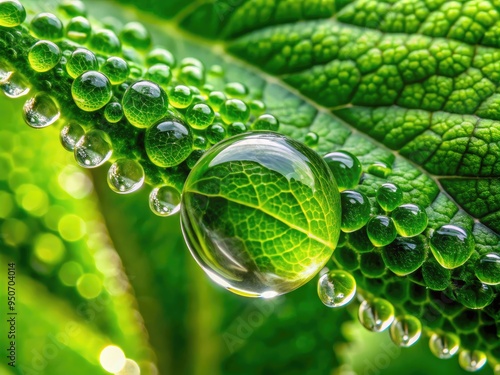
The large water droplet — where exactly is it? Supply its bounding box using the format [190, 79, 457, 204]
[459, 350, 487, 372]
[149, 185, 181, 217]
[358, 297, 395, 332]
[475, 252, 500, 285]
[74, 129, 112, 168]
[181, 132, 341, 297]
[1, 73, 29, 98]
[23, 93, 60, 128]
[429, 332, 460, 359]
[0, 0, 26, 27]
[60, 122, 85, 151]
[429, 224, 474, 269]
[107, 159, 144, 194]
[389, 315, 422, 347]
[317, 269, 356, 308]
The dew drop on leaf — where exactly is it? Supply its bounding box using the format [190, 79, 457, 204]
[60, 122, 84, 151]
[181, 132, 341, 297]
[169, 85, 193, 109]
[122, 80, 168, 128]
[66, 48, 98, 79]
[391, 203, 428, 237]
[72, 71, 112, 111]
[368, 161, 392, 178]
[376, 182, 403, 212]
[323, 151, 362, 191]
[458, 350, 487, 372]
[1, 72, 29, 98]
[101, 56, 129, 85]
[429, 224, 474, 269]
[28, 40, 61, 72]
[23, 92, 60, 129]
[104, 101, 124, 123]
[389, 315, 422, 347]
[149, 185, 181, 217]
[358, 297, 395, 332]
[30, 12, 64, 41]
[107, 159, 145, 194]
[0, 0, 26, 28]
[429, 332, 460, 359]
[186, 103, 215, 130]
[366, 215, 397, 247]
[317, 269, 356, 308]
[252, 114, 279, 131]
[220, 98, 250, 124]
[340, 190, 371, 232]
[74, 129, 112, 168]
[475, 252, 500, 285]
[65, 16, 91, 42]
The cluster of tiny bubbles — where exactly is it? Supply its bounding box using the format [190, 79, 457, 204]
[22, 92, 60, 128]
[60, 122, 85, 151]
[28, 40, 61, 72]
[149, 185, 181, 216]
[429, 332, 460, 359]
[122, 80, 168, 128]
[0, 0, 26, 28]
[358, 297, 395, 332]
[74, 129, 112, 168]
[389, 315, 422, 347]
[317, 269, 356, 308]
[72, 70, 113, 111]
[459, 350, 487, 372]
[65, 16, 91, 42]
[107, 159, 145, 194]
[429, 224, 474, 269]
[30, 12, 64, 40]
[475, 252, 500, 285]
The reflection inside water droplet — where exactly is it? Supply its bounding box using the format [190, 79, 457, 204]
[23, 93, 60, 128]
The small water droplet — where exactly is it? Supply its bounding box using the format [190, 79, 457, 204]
[0, 0, 26, 28]
[1, 73, 29, 98]
[430, 224, 474, 269]
[323, 151, 362, 191]
[317, 269, 356, 308]
[368, 162, 391, 178]
[107, 159, 144, 194]
[23, 93, 60, 128]
[429, 332, 460, 359]
[389, 315, 422, 347]
[366, 215, 397, 247]
[122, 80, 168, 128]
[376, 183, 403, 212]
[391, 204, 428, 237]
[74, 129, 112, 168]
[149, 185, 181, 217]
[340, 190, 371, 232]
[458, 350, 487, 372]
[60, 122, 85, 151]
[475, 252, 500, 285]
[358, 297, 395, 332]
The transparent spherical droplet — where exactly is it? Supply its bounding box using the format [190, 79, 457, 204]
[391, 204, 428, 237]
[186, 103, 215, 130]
[389, 315, 422, 347]
[430, 224, 474, 269]
[0, 0, 26, 27]
[74, 129, 112, 168]
[65, 16, 91, 42]
[382, 235, 426, 276]
[454, 282, 494, 309]
[228, 121, 247, 137]
[58, 0, 86, 17]
[1, 73, 29, 98]
[193, 136, 208, 150]
[145, 116, 193, 167]
[206, 91, 226, 111]
[28, 40, 61, 73]
[121, 21, 151, 50]
[23, 93, 60, 128]
[475, 252, 500, 285]
[224, 81, 248, 98]
[89, 29, 121, 54]
[252, 114, 279, 131]
[422, 258, 451, 291]
[249, 99, 266, 115]
[60, 122, 84, 151]
[146, 47, 175, 67]
[458, 350, 487, 372]
[340, 190, 371, 232]
[146, 63, 171, 87]
[30, 12, 63, 40]
[66, 48, 98, 79]
[169, 85, 192, 109]
[376, 183, 403, 211]
[207, 123, 226, 144]
[208, 64, 224, 77]
[181, 132, 341, 297]
[220, 99, 250, 124]
[178, 65, 205, 86]
[366, 215, 397, 247]
[72, 71, 112, 112]
[101, 56, 129, 85]
[122, 80, 168, 128]
[358, 298, 395, 332]
[368, 161, 391, 178]
[323, 151, 362, 191]
[104, 102, 123, 123]
[149, 185, 181, 217]
[429, 332, 460, 359]
[0, 66, 13, 84]
[317, 270, 356, 308]
[304, 131, 319, 147]
[107, 159, 144, 194]
[181, 57, 204, 69]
